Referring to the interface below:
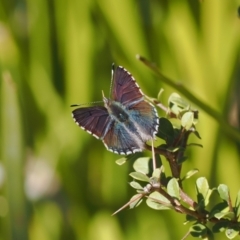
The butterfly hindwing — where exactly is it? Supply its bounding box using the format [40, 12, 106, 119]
[128, 99, 159, 141]
[72, 106, 112, 139]
[103, 120, 144, 155]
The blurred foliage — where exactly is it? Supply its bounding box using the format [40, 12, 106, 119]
[0, 0, 240, 240]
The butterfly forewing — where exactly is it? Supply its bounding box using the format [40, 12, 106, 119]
[112, 66, 143, 105]
[72, 106, 112, 139]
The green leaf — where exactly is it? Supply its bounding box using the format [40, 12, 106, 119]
[133, 157, 151, 175]
[146, 191, 171, 210]
[190, 223, 207, 238]
[187, 143, 203, 148]
[129, 172, 150, 182]
[218, 184, 230, 202]
[214, 212, 235, 220]
[168, 93, 189, 114]
[212, 221, 229, 233]
[167, 178, 180, 200]
[181, 112, 194, 130]
[177, 155, 188, 164]
[225, 227, 239, 239]
[156, 118, 175, 145]
[129, 194, 143, 209]
[115, 157, 127, 165]
[129, 181, 143, 190]
[193, 130, 202, 139]
[209, 202, 229, 219]
[196, 177, 212, 207]
[182, 169, 199, 181]
[152, 167, 164, 181]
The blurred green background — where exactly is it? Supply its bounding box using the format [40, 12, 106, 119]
[1, 0, 240, 239]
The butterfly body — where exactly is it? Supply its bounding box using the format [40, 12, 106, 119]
[72, 65, 159, 155]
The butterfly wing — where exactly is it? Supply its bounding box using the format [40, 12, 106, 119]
[72, 106, 112, 139]
[111, 66, 144, 106]
[111, 65, 159, 140]
[103, 120, 144, 155]
[128, 100, 159, 141]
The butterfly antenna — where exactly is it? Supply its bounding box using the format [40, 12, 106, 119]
[109, 63, 115, 97]
[70, 101, 103, 107]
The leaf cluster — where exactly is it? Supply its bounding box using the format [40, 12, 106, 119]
[115, 93, 240, 240]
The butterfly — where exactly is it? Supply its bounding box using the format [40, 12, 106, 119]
[72, 64, 159, 155]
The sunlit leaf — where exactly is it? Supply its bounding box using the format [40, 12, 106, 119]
[182, 169, 199, 181]
[129, 172, 150, 182]
[181, 112, 194, 130]
[218, 184, 230, 202]
[129, 181, 143, 190]
[133, 157, 151, 174]
[225, 227, 239, 239]
[167, 178, 180, 199]
[146, 191, 171, 210]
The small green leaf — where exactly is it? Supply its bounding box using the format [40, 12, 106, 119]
[133, 157, 151, 174]
[146, 191, 171, 210]
[182, 169, 199, 181]
[181, 112, 194, 130]
[156, 118, 175, 145]
[225, 227, 239, 239]
[168, 93, 189, 114]
[212, 221, 229, 233]
[129, 194, 143, 209]
[115, 157, 127, 165]
[167, 178, 180, 200]
[129, 172, 150, 182]
[196, 177, 212, 207]
[196, 177, 209, 197]
[152, 167, 162, 179]
[193, 130, 202, 139]
[209, 202, 229, 219]
[187, 143, 203, 148]
[177, 155, 188, 164]
[214, 212, 235, 220]
[129, 181, 143, 190]
[190, 223, 207, 238]
[218, 184, 230, 202]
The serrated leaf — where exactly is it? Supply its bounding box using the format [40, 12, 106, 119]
[133, 157, 151, 175]
[129, 181, 143, 190]
[146, 191, 171, 210]
[129, 172, 150, 182]
[225, 228, 239, 239]
[182, 169, 199, 181]
[181, 112, 194, 130]
[214, 212, 235, 220]
[218, 184, 230, 202]
[167, 178, 180, 199]
[115, 157, 127, 165]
